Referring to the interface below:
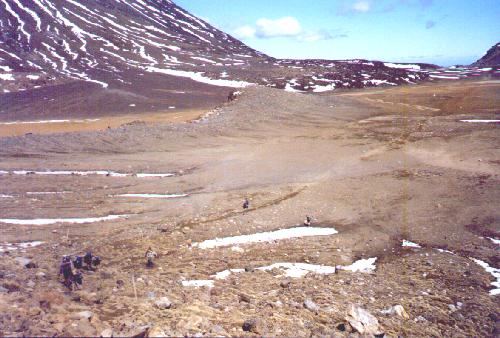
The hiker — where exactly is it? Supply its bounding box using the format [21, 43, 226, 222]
[73, 255, 83, 269]
[83, 251, 93, 270]
[304, 216, 312, 227]
[92, 256, 101, 268]
[59, 256, 74, 289]
[145, 247, 157, 268]
[72, 271, 83, 289]
[243, 198, 249, 210]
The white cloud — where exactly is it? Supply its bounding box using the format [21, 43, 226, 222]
[255, 16, 303, 38]
[233, 17, 335, 43]
[234, 16, 302, 40]
[353, 1, 371, 12]
[233, 25, 257, 39]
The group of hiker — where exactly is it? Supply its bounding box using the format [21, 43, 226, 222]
[57, 199, 310, 290]
[59, 251, 101, 290]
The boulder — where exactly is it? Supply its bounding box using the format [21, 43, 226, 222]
[76, 291, 101, 305]
[76, 310, 93, 321]
[238, 293, 251, 303]
[346, 304, 383, 336]
[2, 281, 20, 292]
[155, 297, 172, 310]
[381, 305, 409, 319]
[280, 279, 291, 288]
[25, 261, 38, 269]
[15, 257, 33, 267]
[242, 318, 262, 334]
[304, 299, 320, 313]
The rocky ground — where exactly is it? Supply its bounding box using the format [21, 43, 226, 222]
[0, 79, 499, 337]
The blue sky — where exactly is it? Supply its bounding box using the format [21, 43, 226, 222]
[175, 0, 499, 66]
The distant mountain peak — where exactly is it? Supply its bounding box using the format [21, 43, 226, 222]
[471, 42, 500, 67]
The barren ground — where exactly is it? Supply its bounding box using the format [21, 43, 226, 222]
[0, 79, 499, 337]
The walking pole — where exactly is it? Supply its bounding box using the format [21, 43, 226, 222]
[132, 274, 138, 300]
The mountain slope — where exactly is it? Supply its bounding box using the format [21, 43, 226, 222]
[471, 42, 500, 67]
[1, 0, 491, 122]
[0, 0, 267, 88]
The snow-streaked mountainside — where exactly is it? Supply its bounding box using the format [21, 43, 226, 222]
[472, 42, 500, 68]
[0, 0, 498, 120]
[0, 0, 267, 89]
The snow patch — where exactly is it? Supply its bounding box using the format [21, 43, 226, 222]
[0, 119, 99, 125]
[430, 75, 460, 80]
[471, 258, 500, 296]
[213, 259, 378, 280]
[384, 63, 420, 70]
[194, 227, 338, 249]
[436, 248, 454, 254]
[487, 237, 500, 245]
[115, 193, 187, 199]
[258, 262, 337, 278]
[181, 280, 214, 288]
[313, 84, 336, 93]
[4, 170, 174, 178]
[0, 74, 15, 81]
[166, 45, 181, 52]
[213, 269, 245, 280]
[460, 120, 500, 123]
[144, 67, 254, 88]
[0, 65, 12, 72]
[402, 240, 421, 248]
[340, 258, 377, 273]
[0, 241, 44, 253]
[0, 215, 129, 225]
[135, 173, 174, 178]
[26, 191, 71, 195]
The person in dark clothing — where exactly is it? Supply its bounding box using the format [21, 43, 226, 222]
[243, 198, 249, 210]
[72, 272, 83, 289]
[145, 247, 157, 268]
[73, 256, 83, 269]
[59, 256, 74, 289]
[92, 256, 101, 268]
[83, 252, 93, 270]
[304, 216, 312, 227]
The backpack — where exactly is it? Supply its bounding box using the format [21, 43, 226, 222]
[84, 252, 92, 264]
[92, 256, 101, 267]
[73, 272, 83, 285]
[74, 256, 83, 269]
